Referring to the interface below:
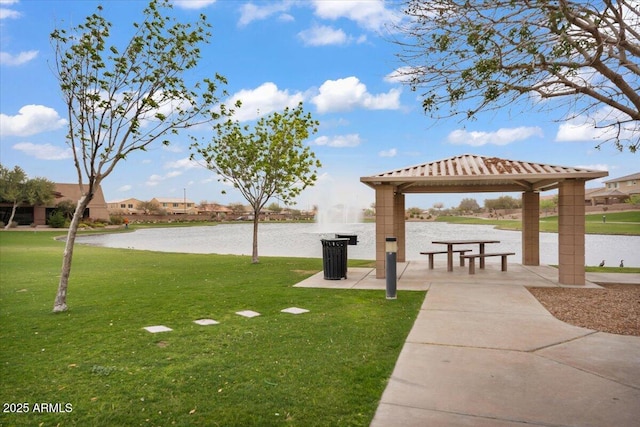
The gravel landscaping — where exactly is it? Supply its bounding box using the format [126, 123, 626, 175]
[528, 284, 640, 337]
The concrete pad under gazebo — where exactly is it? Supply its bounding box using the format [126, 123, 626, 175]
[360, 154, 608, 286]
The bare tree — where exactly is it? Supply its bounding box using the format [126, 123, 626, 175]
[50, 0, 232, 312]
[394, 0, 640, 151]
[137, 200, 162, 215]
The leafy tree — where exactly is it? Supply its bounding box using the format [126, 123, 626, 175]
[267, 202, 283, 213]
[485, 195, 522, 210]
[0, 165, 55, 229]
[394, 0, 640, 151]
[50, 0, 232, 313]
[192, 102, 321, 263]
[540, 198, 557, 215]
[458, 198, 480, 213]
[55, 200, 77, 220]
[288, 208, 302, 219]
[228, 202, 247, 216]
[407, 206, 423, 217]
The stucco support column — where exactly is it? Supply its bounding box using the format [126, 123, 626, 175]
[394, 193, 406, 263]
[558, 180, 586, 285]
[521, 191, 540, 266]
[375, 184, 398, 278]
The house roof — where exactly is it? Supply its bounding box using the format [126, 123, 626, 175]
[360, 154, 608, 193]
[604, 172, 640, 183]
[107, 197, 143, 204]
[53, 183, 107, 206]
[152, 197, 196, 204]
[586, 187, 629, 198]
[199, 204, 232, 213]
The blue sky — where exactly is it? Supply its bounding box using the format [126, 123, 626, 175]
[0, 0, 636, 211]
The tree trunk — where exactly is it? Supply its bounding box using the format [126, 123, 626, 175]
[4, 201, 19, 230]
[52, 194, 91, 313]
[251, 211, 259, 264]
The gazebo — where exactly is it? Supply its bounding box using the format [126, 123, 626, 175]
[360, 154, 608, 285]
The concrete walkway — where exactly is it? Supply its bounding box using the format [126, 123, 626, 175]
[295, 261, 640, 427]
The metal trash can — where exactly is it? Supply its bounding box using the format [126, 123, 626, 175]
[321, 238, 349, 280]
[335, 234, 358, 245]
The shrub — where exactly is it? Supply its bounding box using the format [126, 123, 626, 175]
[627, 195, 640, 206]
[110, 215, 124, 225]
[47, 210, 67, 228]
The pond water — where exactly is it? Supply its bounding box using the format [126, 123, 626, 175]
[76, 222, 640, 268]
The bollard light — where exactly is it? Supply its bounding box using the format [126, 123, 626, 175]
[385, 237, 397, 253]
[385, 237, 397, 300]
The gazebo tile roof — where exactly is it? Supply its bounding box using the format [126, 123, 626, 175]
[361, 154, 607, 193]
[373, 154, 596, 178]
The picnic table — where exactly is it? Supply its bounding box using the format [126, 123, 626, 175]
[431, 239, 500, 272]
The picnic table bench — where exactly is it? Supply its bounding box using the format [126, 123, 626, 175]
[461, 252, 515, 274]
[420, 249, 472, 269]
[431, 239, 500, 271]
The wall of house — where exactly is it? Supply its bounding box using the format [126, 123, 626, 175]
[606, 178, 640, 194]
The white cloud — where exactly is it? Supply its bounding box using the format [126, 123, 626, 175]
[146, 174, 163, 187]
[379, 148, 397, 157]
[0, 50, 38, 66]
[228, 82, 304, 121]
[12, 142, 72, 160]
[311, 0, 400, 32]
[447, 126, 544, 146]
[279, 13, 294, 23]
[385, 66, 423, 84]
[0, 5, 20, 20]
[118, 185, 132, 192]
[165, 157, 202, 170]
[298, 25, 348, 46]
[313, 134, 361, 147]
[311, 76, 401, 113]
[238, 2, 294, 27]
[555, 107, 635, 143]
[162, 143, 183, 153]
[555, 121, 606, 142]
[146, 170, 182, 187]
[575, 164, 609, 171]
[0, 105, 67, 137]
[172, 0, 217, 10]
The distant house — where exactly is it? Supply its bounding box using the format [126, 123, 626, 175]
[107, 198, 144, 215]
[198, 203, 232, 220]
[604, 172, 640, 195]
[151, 197, 197, 215]
[0, 183, 109, 226]
[585, 172, 639, 205]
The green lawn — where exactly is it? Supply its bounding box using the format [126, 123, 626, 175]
[437, 211, 640, 235]
[0, 231, 424, 426]
[585, 265, 640, 273]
